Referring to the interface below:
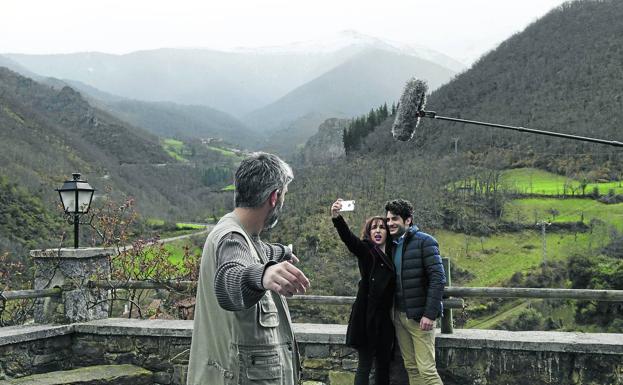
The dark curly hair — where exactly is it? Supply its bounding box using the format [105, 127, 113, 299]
[384, 199, 413, 222]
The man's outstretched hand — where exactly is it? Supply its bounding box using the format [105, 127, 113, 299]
[262, 261, 310, 297]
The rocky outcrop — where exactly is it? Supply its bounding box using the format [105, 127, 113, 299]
[302, 118, 349, 164]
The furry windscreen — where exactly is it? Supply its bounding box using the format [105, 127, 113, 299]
[391, 78, 428, 141]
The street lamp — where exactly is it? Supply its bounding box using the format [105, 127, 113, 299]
[56, 173, 95, 248]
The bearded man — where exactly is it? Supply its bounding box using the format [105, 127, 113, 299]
[188, 152, 310, 385]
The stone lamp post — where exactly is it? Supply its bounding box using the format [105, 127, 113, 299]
[56, 173, 95, 248]
[31, 174, 110, 324]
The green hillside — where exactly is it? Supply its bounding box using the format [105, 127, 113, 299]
[418, 0, 623, 178]
[101, 99, 259, 149]
[0, 176, 62, 254]
[503, 198, 623, 229]
[0, 67, 243, 254]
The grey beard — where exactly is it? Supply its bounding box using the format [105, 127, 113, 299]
[263, 204, 283, 230]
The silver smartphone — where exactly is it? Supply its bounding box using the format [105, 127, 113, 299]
[340, 200, 355, 212]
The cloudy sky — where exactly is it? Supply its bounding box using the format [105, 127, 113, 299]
[2, 0, 569, 65]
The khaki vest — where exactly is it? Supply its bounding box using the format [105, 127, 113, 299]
[187, 212, 300, 385]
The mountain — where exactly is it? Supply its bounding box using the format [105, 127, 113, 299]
[0, 67, 231, 228]
[0, 61, 258, 155]
[250, 48, 456, 155]
[0, 55, 40, 79]
[267, 1, 623, 330]
[95, 100, 259, 148]
[4, 31, 462, 120]
[235, 30, 465, 72]
[410, 0, 623, 177]
[33, 78, 258, 148]
[4, 49, 348, 117]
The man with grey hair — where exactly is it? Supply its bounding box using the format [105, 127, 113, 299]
[188, 152, 310, 385]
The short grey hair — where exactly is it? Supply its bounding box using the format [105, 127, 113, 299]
[234, 152, 293, 208]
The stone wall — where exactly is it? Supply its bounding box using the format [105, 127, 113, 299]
[1, 320, 623, 385]
[71, 320, 191, 385]
[0, 325, 73, 380]
[436, 329, 623, 385]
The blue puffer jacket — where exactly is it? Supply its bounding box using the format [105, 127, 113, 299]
[396, 225, 446, 321]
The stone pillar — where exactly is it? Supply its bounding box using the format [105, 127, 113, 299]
[31, 247, 114, 324]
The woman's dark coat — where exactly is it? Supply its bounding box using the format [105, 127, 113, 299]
[332, 215, 395, 349]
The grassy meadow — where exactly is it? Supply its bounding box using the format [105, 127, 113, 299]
[435, 168, 622, 287]
[501, 168, 623, 196]
[503, 198, 623, 229]
[162, 138, 188, 162]
[434, 228, 610, 287]
[438, 168, 623, 330]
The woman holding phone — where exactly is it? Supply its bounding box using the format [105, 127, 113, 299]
[330, 199, 395, 385]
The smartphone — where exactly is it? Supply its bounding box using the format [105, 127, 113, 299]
[340, 200, 355, 212]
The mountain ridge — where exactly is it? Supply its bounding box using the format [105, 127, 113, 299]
[248, 48, 456, 155]
[5, 32, 460, 123]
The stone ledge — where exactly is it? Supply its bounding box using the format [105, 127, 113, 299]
[3, 320, 623, 356]
[74, 318, 193, 337]
[294, 323, 347, 344]
[0, 324, 73, 347]
[438, 329, 623, 354]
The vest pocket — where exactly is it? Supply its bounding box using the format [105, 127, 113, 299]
[258, 293, 279, 327]
[239, 349, 282, 384]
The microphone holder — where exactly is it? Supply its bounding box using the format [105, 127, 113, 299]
[418, 110, 623, 147]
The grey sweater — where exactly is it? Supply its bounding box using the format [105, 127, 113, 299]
[214, 232, 291, 311]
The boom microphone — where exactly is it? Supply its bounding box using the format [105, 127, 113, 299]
[390, 77, 623, 147]
[392, 78, 428, 141]
[416, 112, 623, 147]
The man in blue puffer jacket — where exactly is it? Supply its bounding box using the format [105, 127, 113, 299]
[385, 199, 446, 385]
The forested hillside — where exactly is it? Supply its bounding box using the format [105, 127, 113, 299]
[0, 176, 61, 255]
[99, 100, 259, 149]
[0, 67, 240, 253]
[415, 0, 623, 178]
[34, 77, 259, 149]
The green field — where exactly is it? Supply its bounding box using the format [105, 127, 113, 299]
[434, 226, 611, 287]
[208, 146, 238, 157]
[503, 198, 623, 230]
[501, 168, 623, 195]
[162, 240, 202, 266]
[145, 218, 165, 227]
[162, 138, 188, 162]
[176, 222, 207, 230]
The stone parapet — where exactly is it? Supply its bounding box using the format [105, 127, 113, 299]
[1, 320, 623, 385]
[438, 328, 623, 354]
[0, 325, 73, 380]
[0, 324, 73, 347]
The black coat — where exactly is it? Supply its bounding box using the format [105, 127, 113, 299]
[396, 225, 446, 321]
[332, 215, 395, 349]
